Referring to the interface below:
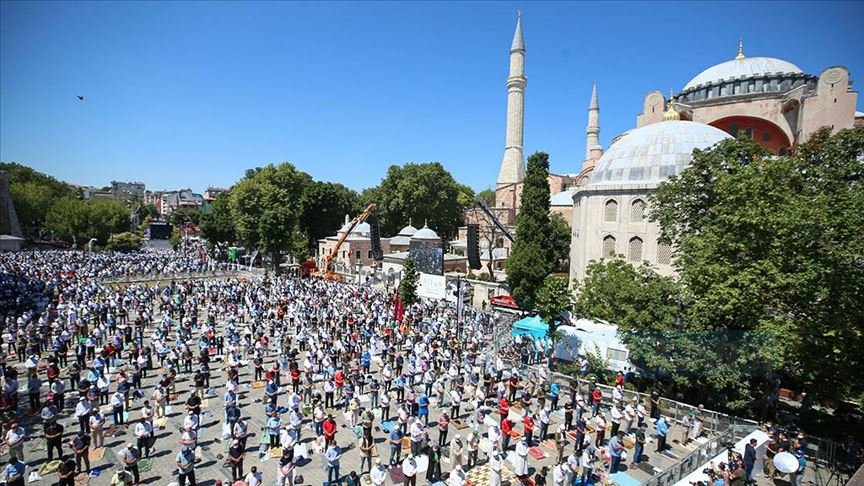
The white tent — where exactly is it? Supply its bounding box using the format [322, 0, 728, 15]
[554, 319, 636, 373]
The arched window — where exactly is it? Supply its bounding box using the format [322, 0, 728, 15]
[604, 200, 618, 222]
[628, 237, 643, 262]
[602, 235, 616, 257]
[657, 242, 672, 265]
[630, 199, 646, 223]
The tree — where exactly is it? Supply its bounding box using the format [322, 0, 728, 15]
[506, 152, 553, 310]
[2, 162, 79, 235]
[535, 274, 572, 342]
[230, 163, 312, 269]
[548, 213, 571, 271]
[45, 198, 129, 245]
[477, 188, 496, 207]
[363, 163, 470, 240]
[400, 255, 419, 307]
[300, 181, 360, 249]
[596, 127, 864, 409]
[199, 192, 236, 245]
[106, 232, 142, 252]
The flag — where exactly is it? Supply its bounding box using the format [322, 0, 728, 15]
[393, 292, 404, 322]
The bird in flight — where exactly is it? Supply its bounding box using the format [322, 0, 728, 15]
[76, 96, 84, 101]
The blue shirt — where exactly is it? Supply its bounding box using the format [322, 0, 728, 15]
[549, 383, 560, 398]
[326, 447, 341, 466]
[656, 418, 669, 437]
[390, 429, 403, 444]
[418, 396, 430, 415]
[3, 462, 24, 480]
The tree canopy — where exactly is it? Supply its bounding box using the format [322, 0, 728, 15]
[575, 128, 864, 410]
[548, 212, 571, 271]
[300, 181, 360, 247]
[361, 162, 471, 240]
[45, 198, 130, 245]
[229, 163, 311, 267]
[2, 162, 79, 234]
[536, 274, 572, 339]
[506, 152, 553, 310]
[400, 255, 419, 307]
[199, 191, 236, 245]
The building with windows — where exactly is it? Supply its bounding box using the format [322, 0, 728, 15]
[568, 40, 859, 281]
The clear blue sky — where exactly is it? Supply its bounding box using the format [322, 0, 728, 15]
[2, 1, 862, 194]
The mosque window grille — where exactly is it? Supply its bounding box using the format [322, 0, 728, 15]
[657, 242, 672, 265]
[604, 199, 618, 222]
[602, 235, 617, 258]
[628, 237, 643, 262]
[630, 199, 646, 223]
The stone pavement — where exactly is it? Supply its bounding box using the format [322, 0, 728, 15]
[13, 306, 824, 486]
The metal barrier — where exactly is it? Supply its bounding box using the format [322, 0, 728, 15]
[642, 424, 752, 486]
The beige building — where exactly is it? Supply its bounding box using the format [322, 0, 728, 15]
[316, 216, 392, 274]
[570, 42, 860, 282]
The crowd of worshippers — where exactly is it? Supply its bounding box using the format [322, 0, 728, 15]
[1, 248, 857, 486]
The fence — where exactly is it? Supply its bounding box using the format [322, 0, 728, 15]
[642, 424, 751, 486]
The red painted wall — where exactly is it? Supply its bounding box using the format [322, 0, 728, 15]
[709, 116, 791, 154]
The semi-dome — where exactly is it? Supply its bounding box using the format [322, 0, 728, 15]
[587, 121, 731, 187]
[412, 225, 440, 240]
[683, 56, 803, 91]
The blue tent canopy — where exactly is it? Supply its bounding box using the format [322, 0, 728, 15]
[511, 315, 549, 340]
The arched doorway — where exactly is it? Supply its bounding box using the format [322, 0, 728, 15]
[708, 116, 791, 154]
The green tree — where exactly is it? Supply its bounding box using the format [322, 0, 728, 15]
[548, 213, 571, 270]
[506, 152, 553, 310]
[199, 192, 236, 245]
[648, 128, 864, 406]
[230, 163, 312, 269]
[2, 162, 79, 235]
[45, 198, 129, 245]
[400, 255, 419, 307]
[535, 274, 571, 342]
[106, 232, 142, 252]
[300, 181, 360, 249]
[363, 163, 470, 240]
[477, 188, 496, 207]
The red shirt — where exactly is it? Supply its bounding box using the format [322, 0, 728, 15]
[615, 374, 624, 386]
[334, 371, 345, 388]
[499, 398, 510, 417]
[291, 369, 301, 381]
[501, 419, 513, 435]
[322, 419, 337, 439]
[592, 389, 603, 404]
[523, 416, 534, 433]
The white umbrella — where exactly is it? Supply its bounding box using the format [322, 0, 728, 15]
[774, 451, 799, 474]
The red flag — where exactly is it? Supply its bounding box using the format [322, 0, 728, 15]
[393, 293, 404, 322]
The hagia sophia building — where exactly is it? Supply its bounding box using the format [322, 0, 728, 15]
[473, 14, 862, 281]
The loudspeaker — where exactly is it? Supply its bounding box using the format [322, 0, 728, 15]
[467, 223, 481, 270]
[370, 215, 383, 261]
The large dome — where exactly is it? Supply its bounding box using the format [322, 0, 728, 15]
[587, 121, 731, 187]
[683, 57, 803, 91]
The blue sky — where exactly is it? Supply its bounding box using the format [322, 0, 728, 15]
[1, 1, 862, 194]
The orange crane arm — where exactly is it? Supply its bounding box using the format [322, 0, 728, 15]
[325, 203, 377, 266]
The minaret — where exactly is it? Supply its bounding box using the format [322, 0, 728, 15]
[496, 12, 527, 192]
[584, 81, 601, 168]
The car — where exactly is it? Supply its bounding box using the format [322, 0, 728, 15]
[490, 295, 520, 310]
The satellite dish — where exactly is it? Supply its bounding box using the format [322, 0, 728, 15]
[774, 452, 799, 474]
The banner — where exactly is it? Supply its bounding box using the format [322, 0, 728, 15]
[417, 273, 446, 300]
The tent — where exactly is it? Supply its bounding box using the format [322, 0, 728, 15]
[511, 315, 549, 341]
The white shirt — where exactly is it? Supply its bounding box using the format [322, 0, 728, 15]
[75, 401, 91, 417]
[370, 465, 387, 486]
[244, 472, 261, 486]
[449, 469, 465, 486]
[401, 458, 417, 477]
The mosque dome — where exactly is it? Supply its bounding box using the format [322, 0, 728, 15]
[338, 221, 371, 235]
[411, 225, 440, 240]
[398, 224, 418, 236]
[683, 57, 803, 92]
[587, 121, 731, 187]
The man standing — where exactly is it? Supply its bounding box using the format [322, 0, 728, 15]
[402, 454, 418, 486]
[744, 438, 757, 484]
[71, 430, 91, 474]
[45, 419, 65, 462]
[389, 425, 403, 466]
[4, 421, 25, 461]
[89, 409, 107, 449]
[608, 431, 624, 474]
[110, 466, 135, 486]
[632, 426, 646, 466]
[325, 443, 342, 484]
[176, 447, 196, 486]
[656, 416, 669, 453]
[370, 458, 388, 486]
[118, 443, 141, 485]
[228, 439, 246, 481]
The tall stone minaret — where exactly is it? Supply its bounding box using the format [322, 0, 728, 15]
[583, 81, 602, 171]
[496, 12, 527, 196]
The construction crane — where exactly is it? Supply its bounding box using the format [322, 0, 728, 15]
[318, 203, 377, 280]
